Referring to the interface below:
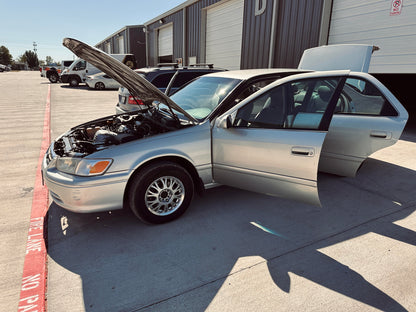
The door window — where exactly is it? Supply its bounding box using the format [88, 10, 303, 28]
[233, 78, 342, 130]
[336, 78, 398, 116]
[74, 60, 86, 71]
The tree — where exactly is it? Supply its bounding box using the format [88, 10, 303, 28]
[45, 56, 54, 65]
[0, 46, 13, 65]
[24, 50, 39, 69]
[17, 54, 27, 64]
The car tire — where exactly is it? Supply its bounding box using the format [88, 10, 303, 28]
[49, 73, 59, 83]
[69, 77, 80, 87]
[95, 82, 105, 90]
[128, 161, 194, 224]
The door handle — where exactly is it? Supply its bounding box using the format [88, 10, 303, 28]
[370, 131, 391, 139]
[291, 146, 315, 156]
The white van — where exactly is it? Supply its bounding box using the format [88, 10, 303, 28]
[60, 54, 137, 87]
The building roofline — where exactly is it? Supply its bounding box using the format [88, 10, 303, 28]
[144, 0, 200, 26]
[95, 25, 145, 47]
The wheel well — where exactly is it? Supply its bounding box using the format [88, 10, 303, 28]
[123, 156, 205, 210]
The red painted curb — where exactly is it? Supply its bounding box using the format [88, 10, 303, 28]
[18, 84, 51, 312]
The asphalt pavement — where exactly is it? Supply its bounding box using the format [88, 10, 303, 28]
[1, 71, 416, 312]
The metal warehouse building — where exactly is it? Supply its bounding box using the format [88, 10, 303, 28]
[143, 0, 416, 73]
[96, 0, 415, 121]
[95, 25, 147, 68]
[144, 0, 330, 69]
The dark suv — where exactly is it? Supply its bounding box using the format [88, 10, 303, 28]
[115, 64, 225, 114]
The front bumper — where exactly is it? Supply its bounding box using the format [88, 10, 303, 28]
[60, 74, 69, 83]
[42, 148, 131, 213]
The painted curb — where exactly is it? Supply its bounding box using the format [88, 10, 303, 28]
[18, 84, 51, 312]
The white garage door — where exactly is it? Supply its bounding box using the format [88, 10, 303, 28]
[158, 24, 173, 57]
[328, 0, 416, 73]
[205, 0, 244, 70]
[118, 36, 125, 54]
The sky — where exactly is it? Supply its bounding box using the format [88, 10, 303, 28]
[0, 0, 185, 63]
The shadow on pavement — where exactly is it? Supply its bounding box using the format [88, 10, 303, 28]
[47, 158, 416, 311]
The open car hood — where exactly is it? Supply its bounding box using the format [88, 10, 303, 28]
[63, 38, 197, 123]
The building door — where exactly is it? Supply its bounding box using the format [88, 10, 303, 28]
[205, 0, 244, 70]
[158, 24, 173, 63]
[328, 0, 416, 73]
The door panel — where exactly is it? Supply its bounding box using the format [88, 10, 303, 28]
[212, 76, 346, 206]
[212, 127, 326, 206]
[319, 76, 407, 177]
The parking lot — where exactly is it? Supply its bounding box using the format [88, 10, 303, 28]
[2, 71, 416, 311]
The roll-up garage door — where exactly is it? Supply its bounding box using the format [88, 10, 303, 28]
[118, 36, 125, 54]
[205, 0, 244, 70]
[328, 0, 416, 73]
[158, 24, 173, 61]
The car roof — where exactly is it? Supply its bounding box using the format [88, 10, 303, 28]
[134, 66, 224, 74]
[200, 68, 307, 80]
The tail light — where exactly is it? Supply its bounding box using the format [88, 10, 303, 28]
[128, 96, 144, 105]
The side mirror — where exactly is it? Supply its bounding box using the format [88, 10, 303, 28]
[219, 115, 233, 129]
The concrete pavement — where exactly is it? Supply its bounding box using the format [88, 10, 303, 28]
[0, 71, 49, 311]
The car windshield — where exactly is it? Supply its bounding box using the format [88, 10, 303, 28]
[170, 76, 241, 120]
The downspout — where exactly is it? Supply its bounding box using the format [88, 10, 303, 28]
[268, 0, 279, 68]
[145, 25, 149, 67]
[319, 0, 334, 45]
[183, 7, 187, 65]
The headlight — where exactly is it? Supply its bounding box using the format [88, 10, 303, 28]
[56, 158, 113, 176]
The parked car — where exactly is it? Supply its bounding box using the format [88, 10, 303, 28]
[61, 54, 136, 87]
[116, 64, 225, 114]
[42, 38, 408, 225]
[40, 61, 73, 82]
[0, 64, 6, 72]
[86, 72, 121, 90]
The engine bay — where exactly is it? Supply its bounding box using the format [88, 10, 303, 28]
[53, 109, 185, 157]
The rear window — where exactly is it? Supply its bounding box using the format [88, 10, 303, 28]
[172, 72, 209, 88]
[150, 73, 175, 88]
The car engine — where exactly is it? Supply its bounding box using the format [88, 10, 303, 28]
[53, 110, 183, 157]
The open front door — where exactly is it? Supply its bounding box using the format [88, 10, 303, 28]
[212, 74, 347, 206]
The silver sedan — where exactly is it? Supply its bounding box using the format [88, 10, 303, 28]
[86, 72, 121, 90]
[42, 38, 408, 224]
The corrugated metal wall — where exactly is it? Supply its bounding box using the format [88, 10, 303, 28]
[241, 0, 274, 69]
[95, 27, 147, 68]
[129, 27, 147, 68]
[328, 0, 416, 74]
[147, 11, 184, 66]
[113, 29, 128, 54]
[186, 0, 222, 62]
[146, 0, 324, 69]
[273, 0, 324, 68]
